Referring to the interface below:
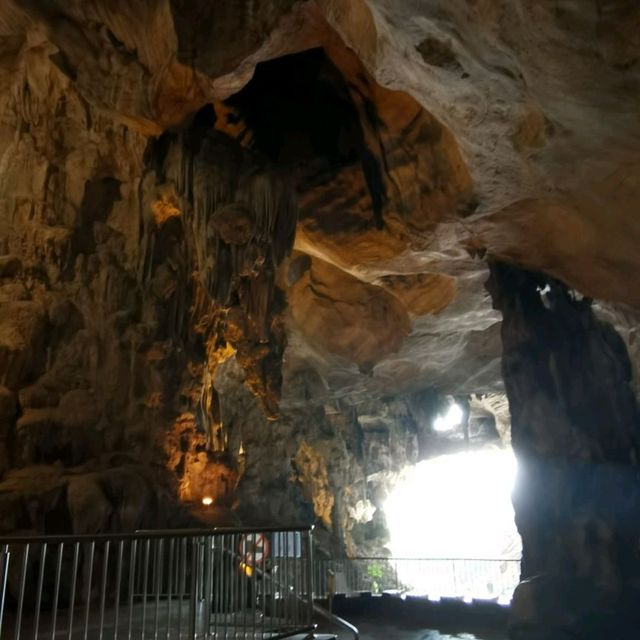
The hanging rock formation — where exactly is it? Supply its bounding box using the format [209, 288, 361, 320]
[145, 113, 298, 446]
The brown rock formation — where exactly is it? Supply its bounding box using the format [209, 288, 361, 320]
[488, 261, 640, 638]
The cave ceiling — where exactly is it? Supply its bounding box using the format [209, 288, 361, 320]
[0, 0, 639, 408]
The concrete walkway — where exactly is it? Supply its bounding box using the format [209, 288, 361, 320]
[322, 593, 510, 640]
[354, 619, 507, 640]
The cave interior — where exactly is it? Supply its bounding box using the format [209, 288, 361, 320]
[0, 2, 640, 639]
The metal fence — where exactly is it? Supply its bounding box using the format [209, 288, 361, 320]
[315, 557, 520, 602]
[0, 527, 315, 640]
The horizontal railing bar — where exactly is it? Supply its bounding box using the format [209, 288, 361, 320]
[265, 625, 317, 640]
[0, 524, 313, 545]
[318, 556, 520, 562]
[313, 602, 359, 640]
[314, 554, 521, 603]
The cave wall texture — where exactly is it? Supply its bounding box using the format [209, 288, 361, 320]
[0, 0, 639, 635]
[488, 262, 640, 637]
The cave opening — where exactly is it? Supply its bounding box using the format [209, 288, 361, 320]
[383, 399, 522, 602]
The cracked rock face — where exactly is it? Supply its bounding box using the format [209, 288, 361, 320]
[0, 0, 638, 564]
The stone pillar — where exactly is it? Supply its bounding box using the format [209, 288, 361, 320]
[486, 261, 640, 639]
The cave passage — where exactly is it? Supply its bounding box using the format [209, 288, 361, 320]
[223, 46, 389, 227]
[224, 47, 362, 167]
[384, 448, 521, 601]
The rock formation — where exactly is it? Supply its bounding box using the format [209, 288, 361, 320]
[488, 261, 640, 638]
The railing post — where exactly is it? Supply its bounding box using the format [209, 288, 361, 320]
[0, 545, 9, 640]
[203, 535, 212, 640]
[177, 539, 185, 640]
[51, 543, 64, 640]
[15, 543, 30, 640]
[68, 542, 80, 640]
[153, 539, 162, 640]
[98, 541, 110, 640]
[83, 541, 96, 640]
[113, 541, 124, 640]
[188, 539, 198, 640]
[127, 540, 138, 640]
[452, 559, 458, 596]
[34, 543, 47, 640]
[306, 528, 314, 626]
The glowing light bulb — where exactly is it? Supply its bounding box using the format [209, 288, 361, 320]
[201, 496, 213, 506]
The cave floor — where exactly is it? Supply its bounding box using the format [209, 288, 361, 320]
[323, 595, 509, 640]
[319, 616, 507, 640]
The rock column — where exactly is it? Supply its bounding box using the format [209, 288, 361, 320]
[487, 261, 640, 638]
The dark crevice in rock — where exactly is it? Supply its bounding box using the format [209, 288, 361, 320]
[417, 36, 463, 72]
[225, 48, 362, 167]
[71, 177, 122, 259]
[224, 47, 388, 229]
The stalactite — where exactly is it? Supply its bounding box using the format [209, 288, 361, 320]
[148, 122, 298, 451]
[198, 366, 224, 451]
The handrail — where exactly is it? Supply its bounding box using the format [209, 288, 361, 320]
[267, 625, 317, 640]
[322, 555, 520, 562]
[315, 555, 521, 603]
[243, 542, 360, 640]
[0, 525, 318, 640]
[313, 602, 359, 640]
[0, 524, 314, 545]
[247, 548, 316, 637]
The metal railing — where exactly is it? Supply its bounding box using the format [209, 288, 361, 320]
[315, 557, 520, 603]
[311, 604, 358, 640]
[0, 526, 315, 640]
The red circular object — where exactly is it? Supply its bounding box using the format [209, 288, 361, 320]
[238, 532, 270, 566]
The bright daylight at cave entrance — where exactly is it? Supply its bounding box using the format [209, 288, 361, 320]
[385, 445, 521, 601]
